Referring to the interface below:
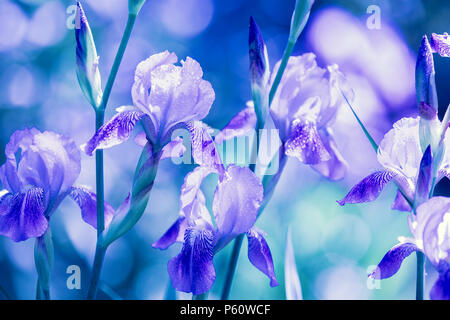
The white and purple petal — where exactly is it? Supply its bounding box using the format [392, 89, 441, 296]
[284, 118, 330, 165]
[311, 128, 348, 180]
[430, 33, 450, 58]
[167, 227, 215, 295]
[69, 186, 115, 229]
[0, 188, 48, 242]
[246, 228, 278, 287]
[430, 262, 450, 300]
[337, 171, 395, 206]
[214, 105, 257, 145]
[213, 165, 263, 250]
[369, 241, 419, 279]
[81, 108, 145, 156]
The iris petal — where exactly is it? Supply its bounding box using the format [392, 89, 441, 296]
[369, 242, 419, 279]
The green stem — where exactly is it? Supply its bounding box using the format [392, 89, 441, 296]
[268, 40, 295, 106]
[416, 251, 425, 300]
[99, 13, 137, 112]
[87, 12, 138, 300]
[87, 244, 107, 300]
[221, 233, 244, 300]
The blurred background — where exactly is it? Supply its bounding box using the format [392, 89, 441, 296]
[0, 0, 449, 300]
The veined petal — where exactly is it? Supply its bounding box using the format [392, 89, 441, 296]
[152, 217, 187, 250]
[214, 105, 257, 145]
[186, 121, 225, 177]
[430, 262, 450, 300]
[168, 227, 215, 295]
[285, 118, 330, 165]
[391, 190, 412, 212]
[430, 33, 450, 58]
[369, 242, 419, 279]
[81, 108, 144, 156]
[284, 227, 302, 300]
[337, 171, 395, 206]
[0, 188, 48, 242]
[247, 228, 278, 287]
[69, 186, 115, 229]
[213, 165, 263, 250]
[311, 128, 348, 180]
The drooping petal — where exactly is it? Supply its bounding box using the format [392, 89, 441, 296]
[391, 190, 412, 212]
[214, 105, 257, 145]
[369, 242, 419, 279]
[284, 227, 302, 300]
[69, 186, 115, 229]
[168, 227, 215, 295]
[430, 262, 450, 300]
[152, 217, 187, 250]
[311, 128, 347, 180]
[430, 33, 450, 58]
[246, 228, 278, 287]
[284, 118, 330, 165]
[213, 165, 263, 250]
[186, 121, 225, 177]
[337, 171, 395, 206]
[81, 108, 144, 156]
[0, 188, 48, 242]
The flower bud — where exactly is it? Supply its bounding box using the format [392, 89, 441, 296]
[289, 0, 315, 43]
[249, 17, 269, 126]
[129, 0, 146, 15]
[75, 2, 102, 109]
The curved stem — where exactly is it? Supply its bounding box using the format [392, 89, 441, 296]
[99, 14, 137, 112]
[87, 245, 107, 300]
[416, 251, 425, 300]
[87, 12, 138, 300]
[268, 40, 295, 106]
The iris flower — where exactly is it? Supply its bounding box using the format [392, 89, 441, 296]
[153, 124, 277, 295]
[0, 129, 113, 242]
[82, 50, 214, 156]
[369, 196, 449, 300]
[216, 51, 352, 181]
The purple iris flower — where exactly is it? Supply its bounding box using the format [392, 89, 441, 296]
[153, 127, 278, 295]
[0, 129, 113, 242]
[82, 51, 215, 156]
[369, 197, 449, 300]
[217, 53, 352, 181]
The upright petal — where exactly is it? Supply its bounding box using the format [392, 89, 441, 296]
[0, 188, 48, 242]
[337, 171, 395, 206]
[285, 227, 302, 300]
[214, 105, 257, 145]
[430, 33, 450, 58]
[168, 227, 215, 295]
[284, 118, 330, 165]
[414, 145, 433, 206]
[69, 186, 115, 229]
[213, 165, 263, 250]
[311, 128, 348, 180]
[369, 242, 419, 279]
[81, 108, 144, 156]
[246, 228, 278, 287]
[415, 197, 450, 266]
